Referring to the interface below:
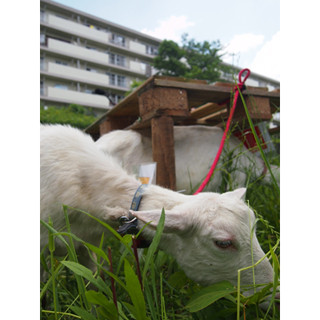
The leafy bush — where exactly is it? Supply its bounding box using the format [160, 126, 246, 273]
[40, 104, 97, 129]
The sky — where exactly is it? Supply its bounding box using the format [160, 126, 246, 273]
[53, 0, 280, 81]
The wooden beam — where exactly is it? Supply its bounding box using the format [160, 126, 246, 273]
[99, 116, 137, 135]
[233, 95, 272, 121]
[138, 87, 189, 121]
[151, 116, 176, 190]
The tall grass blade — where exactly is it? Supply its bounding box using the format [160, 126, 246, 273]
[63, 206, 90, 310]
[237, 238, 280, 319]
[61, 261, 111, 296]
[142, 209, 165, 283]
[48, 217, 59, 319]
[237, 87, 280, 194]
[160, 272, 168, 320]
[69, 306, 97, 320]
[124, 259, 148, 320]
[85, 290, 118, 320]
[108, 247, 118, 310]
[264, 242, 280, 319]
[150, 260, 160, 318]
[40, 255, 66, 301]
[57, 231, 110, 265]
[41, 217, 89, 309]
[144, 281, 158, 320]
[70, 206, 135, 255]
[186, 280, 236, 312]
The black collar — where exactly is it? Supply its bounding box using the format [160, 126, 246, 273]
[117, 184, 150, 248]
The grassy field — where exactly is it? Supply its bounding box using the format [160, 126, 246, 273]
[40, 144, 280, 320]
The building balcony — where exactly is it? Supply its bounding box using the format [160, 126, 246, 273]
[45, 62, 111, 87]
[41, 86, 110, 110]
[43, 38, 148, 77]
[44, 14, 150, 58]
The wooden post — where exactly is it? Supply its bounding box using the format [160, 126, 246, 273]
[138, 87, 189, 190]
[151, 115, 176, 190]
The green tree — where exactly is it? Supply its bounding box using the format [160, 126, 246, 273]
[153, 39, 188, 77]
[125, 79, 144, 96]
[153, 34, 231, 83]
[40, 104, 97, 129]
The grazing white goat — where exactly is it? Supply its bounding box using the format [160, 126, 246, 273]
[95, 126, 280, 193]
[41, 124, 274, 292]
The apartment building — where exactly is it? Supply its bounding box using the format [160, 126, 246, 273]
[220, 62, 280, 91]
[40, 0, 279, 115]
[40, 0, 160, 114]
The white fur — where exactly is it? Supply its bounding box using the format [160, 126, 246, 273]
[41, 124, 274, 290]
[95, 126, 280, 193]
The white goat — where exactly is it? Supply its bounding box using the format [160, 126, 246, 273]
[41, 124, 274, 292]
[95, 126, 280, 193]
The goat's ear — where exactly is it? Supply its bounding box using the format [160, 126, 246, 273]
[130, 209, 188, 233]
[222, 188, 247, 200]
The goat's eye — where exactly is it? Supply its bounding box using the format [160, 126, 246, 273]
[215, 240, 233, 249]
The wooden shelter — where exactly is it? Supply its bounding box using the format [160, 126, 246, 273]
[85, 75, 280, 191]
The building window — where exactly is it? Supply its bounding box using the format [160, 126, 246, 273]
[111, 33, 126, 47]
[110, 93, 124, 104]
[117, 75, 126, 87]
[86, 46, 98, 51]
[108, 73, 115, 86]
[40, 57, 45, 70]
[40, 9, 45, 22]
[40, 81, 44, 95]
[54, 84, 68, 90]
[40, 33, 46, 45]
[109, 53, 126, 67]
[55, 60, 69, 66]
[107, 73, 127, 88]
[86, 67, 97, 73]
[146, 45, 158, 56]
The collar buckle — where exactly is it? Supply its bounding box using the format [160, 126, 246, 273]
[117, 184, 149, 246]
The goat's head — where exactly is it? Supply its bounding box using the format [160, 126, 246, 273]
[132, 188, 274, 291]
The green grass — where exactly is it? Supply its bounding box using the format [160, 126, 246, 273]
[41, 183, 280, 320]
[40, 155, 280, 319]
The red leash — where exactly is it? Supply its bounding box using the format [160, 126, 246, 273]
[193, 68, 251, 195]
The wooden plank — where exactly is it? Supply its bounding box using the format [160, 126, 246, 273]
[153, 75, 208, 85]
[154, 78, 279, 98]
[201, 108, 228, 121]
[190, 102, 226, 119]
[151, 116, 176, 190]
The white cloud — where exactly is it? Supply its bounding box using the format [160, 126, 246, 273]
[141, 15, 195, 42]
[222, 33, 265, 64]
[225, 33, 265, 53]
[250, 31, 280, 81]
[220, 32, 280, 81]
